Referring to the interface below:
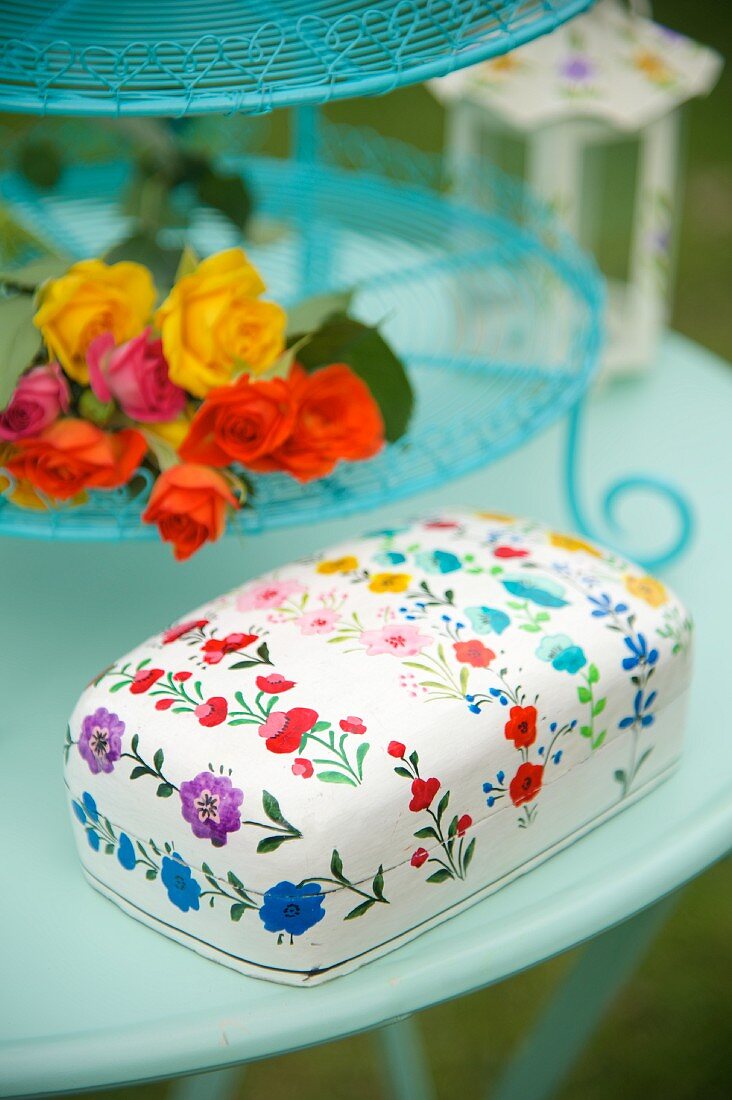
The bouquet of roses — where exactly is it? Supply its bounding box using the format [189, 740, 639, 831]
[0, 247, 412, 559]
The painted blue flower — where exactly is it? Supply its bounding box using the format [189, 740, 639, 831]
[622, 633, 659, 671]
[536, 634, 586, 673]
[259, 881, 325, 937]
[72, 800, 86, 825]
[619, 689, 656, 730]
[466, 605, 510, 635]
[373, 550, 407, 566]
[588, 593, 628, 618]
[502, 575, 568, 608]
[414, 550, 462, 575]
[161, 855, 201, 912]
[366, 527, 408, 538]
[117, 833, 136, 871]
[87, 829, 100, 852]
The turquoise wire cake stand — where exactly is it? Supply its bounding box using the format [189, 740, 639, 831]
[0, 0, 594, 117]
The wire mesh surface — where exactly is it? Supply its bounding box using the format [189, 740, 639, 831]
[0, 0, 594, 117]
[0, 125, 603, 539]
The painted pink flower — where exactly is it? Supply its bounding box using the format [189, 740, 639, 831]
[339, 715, 367, 735]
[173, 670, 191, 682]
[194, 696, 228, 727]
[129, 667, 164, 694]
[493, 546, 528, 559]
[162, 619, 208, 644]
[201, 632, 258, 665]
[423, 519, 459, 530]
[256, 672, 296, 693]
[0, 363, 69, 441]
[298, 608, 339, 636]
[259, 707, 318, 754]
[292, 757, 314, 778]
[236, 578, 305, 611]
[359, 623, 432, 658]
[155, 698, 174, 711]
[87, 329, 186, 423]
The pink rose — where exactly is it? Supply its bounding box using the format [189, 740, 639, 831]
[0, 363, 69, 441]
[87, 329, 186, 423]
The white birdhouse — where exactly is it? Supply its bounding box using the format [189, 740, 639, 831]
[430, 0, 722, 374]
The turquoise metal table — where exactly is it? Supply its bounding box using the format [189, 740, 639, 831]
[0, 333, 730, 1099]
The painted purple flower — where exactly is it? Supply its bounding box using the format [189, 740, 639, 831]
[179, 771, 244, 846]
[78, 707, 125, 774]
[560, 53, 595, 84]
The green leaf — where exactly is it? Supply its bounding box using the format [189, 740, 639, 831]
[330, 850, 344, 879]
[201, 862, 214, 876]
[588, 663, 600, 684]
[577, 686, 592, 704]
[294, 314, 413, 443]
[196, 167, 253, 231]
[592, 697, 607, 717]
[153, 748, 165, 772]
[108, 681, 128, 693]
[579, 725, 593, 739]
[104, 842, 114, 855]
[129, 766, 149, 780]
[17, 139, 63, 189]
[394, 766, 412, 779]
[463, 836, 476, 870]
[174, 243, 199, 282]
[230, 902, 250, 922]
[228, 660, 258, 670]
[426, 869, 453, 884]
[156, 783, 174, 798]
[344, 898, 375, 920]
[592, 730, 607, 749]
[0, 294, 42, 409]
[413, 826, 439, 840]
[372, 867, 385, 901]
[262, 790, 286, 826]
[145, 868, 158, 880]
[259, 333, 311, 381]
[256, 835, 288, 854]
[436, 790, 450, 822]
[355, 740, 369, 779]
[0, 256, 70, 291]
[285, 290, 354, 338]
[227, 870, 247, 893]
[131, 733, 139, 753]
[104, 233, 181, 291]
[312, 721, 331, 733]
[257, 642, 270, 663]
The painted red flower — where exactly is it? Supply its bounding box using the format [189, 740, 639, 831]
[339, 715, 367, 735]
[388, 740, 406, 758]
[173, 670, 191, 682]
[424, 519, 460, 530]
[194, 696, 228, 727]
[409, 777, 441, 812]
[292, 758, 314, 779]
[130, 668, 164, 694]
[504, 705, 538, 749]
[411, 847, 429, 867]
[259, 707, 319, 754]
[201, 632, 258, 665]
[457, 814, 472, 836]
[155, 698, 174, 711]
[509, 762, 544, 807]
[256, 672, 296, 694]
[162, 619, 208, 644]
[453, 639, 495, 668]
[493, 546, 528, 559]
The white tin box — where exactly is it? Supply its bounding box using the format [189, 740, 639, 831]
[64, 511, 693, 985]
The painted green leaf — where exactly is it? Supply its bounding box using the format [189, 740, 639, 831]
[0, 293, 43, 409]
[145, 868, 157, 880]
[228, 660, 258, 670]
[372, 867, 385, 901]
[227, 870, 247, 893]
[256, 835, 288, 854]
[201, 862, 214, 876]
[436, 791, 450, 821]
[588, 663, 600, 684]
[345, 898, 375, 920]
[579, 725, 593, 739]
[156, 783, 174, 798]
[153, 748, 164, 772]
[447, 814, 459, 838]
[355, 741, 369, 779]
[577, 686, 592, 704]
[463, 837, 477, 871]
[230, 902, 250, 922]
[129, 766, 149, 780]
[592, 730, 607, 749]
[109, 681, 127, 693]
[262, 790, 286, 826]
[426, 869, 453, 884]
[330, 849, 344, 879]
[257, 642, 270, 663]
[413, 826, 439, 840]
[593, 697, 607, 717]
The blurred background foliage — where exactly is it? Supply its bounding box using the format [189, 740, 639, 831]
[10, 0, 728, 1096]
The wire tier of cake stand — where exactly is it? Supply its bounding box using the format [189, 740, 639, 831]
[0, 0, 594, 117]
[0, 123, 603, 540]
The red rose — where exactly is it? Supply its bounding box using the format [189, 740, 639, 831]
[256, 672, 296, 694]
[409, 777, 441, 812]
[410, 847, 429, 868]
[339, 715, 367, 735]
[260, 707, 319, 754]
[130, 668, 164, 694]
[453, 640, 495, 669]
[493, 546, 528, 559]
[162, 619, 208, 644]
[388, 741, 406, 758]
[509, 762, 544, 807]
[292, 758, 314, 779]
[173, 670, 191, 682]
[201, 632, 258, 665]
[457, 814, 472, 836]
[194, 696, 228, 727]
[504, 705, 538, 749]
[155, 698, 174, 711]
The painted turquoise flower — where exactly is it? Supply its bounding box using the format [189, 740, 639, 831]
[373, 550, 407, 566]
[465, 605, 510, 635]
[259, 881, 325, 937]
[161, 855, 202, 912]
[502, 575, 568, 608]
[414, 550, 462, 574]
[536, 634, 586, 674]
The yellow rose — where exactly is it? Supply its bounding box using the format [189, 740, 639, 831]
[142, 410, 193, 453]
[549, 531, 601, 558]
[624, 574, 668, 608]
[316, 555, 359, 575]
[155, 248, 286, 398]
[368, 572, 411, 594]
[34, 259, 155, 384]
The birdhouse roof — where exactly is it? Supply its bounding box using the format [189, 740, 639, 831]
[429, 0, 722, 132]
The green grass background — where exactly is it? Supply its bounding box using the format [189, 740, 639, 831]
[65, 2, 730, 1097]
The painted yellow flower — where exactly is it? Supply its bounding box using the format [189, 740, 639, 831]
[155, 248, 285, 398]
[368, 572, 411, 594]
[316, 555, 358, 575]
[624, 574, 668, 608]
[34, 259, 155, 384]
[476, 511, 514, 523]
[549, 531, 602, 558]
[634, 49, 673, 84]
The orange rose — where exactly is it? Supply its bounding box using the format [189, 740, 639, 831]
[251, 364, 384, 482]
[179, 375, 295, 467]
[5, 419, 147, 500]
[142, 464, 237, 561]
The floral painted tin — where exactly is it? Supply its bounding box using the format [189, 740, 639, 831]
[63, 512, 693, 985]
